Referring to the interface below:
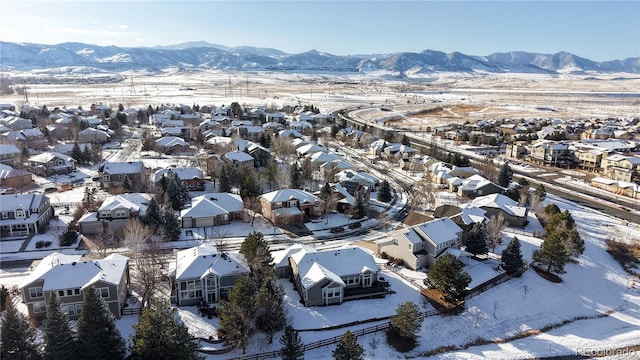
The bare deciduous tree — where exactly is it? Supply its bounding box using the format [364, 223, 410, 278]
[124, 218, 164, 308]
[85, 231, 118, 258]
[212, 228, 231, 253]
[486, 213, 506, 253]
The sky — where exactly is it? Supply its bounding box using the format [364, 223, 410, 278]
[1, 1, 638, 62]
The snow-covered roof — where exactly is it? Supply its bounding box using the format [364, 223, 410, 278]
[271, 243, 315, 268]
[296, 143, 327, 156]
[0, 164, 31, 180]
[260, 189, 320, 204]
[224, 151, 254, 162]
[28, 151, 75, 164]
[413, 217, 463, 246]
[308, 152, 342, 165]
[101, 161, 144, 174]
[456, 205, 488, 225]
[291, 247, 377, 289]
[459, 174, 496, 191]
[175, 244, 249, 280]
[153, 167, 204, 183]
[99, 193, 152, 215]
[0, 193, 46, 212]
[470, 193, 528, 218]
[21, 252, 129, 292]
[156, 136, 189, 147]
[0, 144, 20, 155]
[279, 129, 303, 138]
[195, 193, 244, 212]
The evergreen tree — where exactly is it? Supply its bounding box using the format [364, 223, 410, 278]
[290, 163, 301, 189]
[71, 142, 83, 164]
[240, 231, 273, 287]
[279, 325, 304, 360]
[218, 165, 232, 193]
[166, 172, 190, 210]
[498, 162, 512, 187]
[0, 284, 10, 311]
[389, 301, 422, 340]
[319, 183, 332, 203]
[502, 237, 524, 275]
[332, 331, 364, 360]
[240, 172, 261, 199]
[350, 192, 365, 220]
[130, 300, 203, 360]
[255, 276, 286, 343]
[77, 286, 126, 360]
[90, 144, 102, 164]
[44, 293, 78, 360]
[565, 228, 585, 258]
[162, 205, 181, 241]
[0, 297, 42, 360]
[534, 183, 547, 201]
[401, 134, 410, 146]
[141, 198, 163, 234]
[377, 180, 392, 202]
[82, 146, 92, 165]
[464, 222, 488, 255]
[218, 276, 256, 354]
[533, 232, 570, 274]
[425, 253, 471, 303]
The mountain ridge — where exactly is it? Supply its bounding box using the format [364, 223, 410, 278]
[1, 41, 638, 75]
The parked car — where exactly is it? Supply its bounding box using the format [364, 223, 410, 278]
[330, 226, 344, 234]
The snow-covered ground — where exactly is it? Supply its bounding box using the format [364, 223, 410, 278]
[2, 194, 638, 359]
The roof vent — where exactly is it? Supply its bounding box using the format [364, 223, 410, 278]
[71, 262, 76, 266]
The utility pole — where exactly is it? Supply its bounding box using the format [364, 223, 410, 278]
[22, 79, 29, 104]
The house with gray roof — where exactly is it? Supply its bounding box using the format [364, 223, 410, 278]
[470, 193, 529, 227]
[171, 244, 250, 306]
[153, 167, 205, 191]
[28, 151, 77, 177]
[0, 144, 21, 166]
[0, 193, 54, 237]
[98, 161, 146, 189]
[260, 189, 323, 225]
[20, 252, 130, 320]
[180, 193, 244, 228]
[78, 193, 152, 235]
[288, 246, 387, 306]
[378, 217, 464, 270]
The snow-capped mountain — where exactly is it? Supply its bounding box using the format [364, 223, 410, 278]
[1, 41, 638, 75]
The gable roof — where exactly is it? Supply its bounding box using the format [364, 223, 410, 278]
[470, 193, 528, 217]
[413, 217, 463, 246]
[99, 193, 152, 215]
[21, 252, 129, 292]
[175, 244, 249, 280]
[291, 246, 378, 289]
[153, 167, 204, 183]
[0, 193, 46, 212]
[260, 189, 320, 204]
[101, 161, 144, 174]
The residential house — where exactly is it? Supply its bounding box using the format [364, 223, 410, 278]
[289, 246, 386, 306]
[180, 193, 244, 228]
[589, 177, 640, 199]
[78, 193, 152, 234]
[172, 244, 250, 306]
[320, 159, 357, 183]
[266, 112, 286, 124]
[470, 193, 529, 227]
[260, 189, 323, 225]
[0, 164, 33, 191]
[0, 193, 54, 237]
[155, 136, 192, 154]
[77, 127, 111, 144]
[272, 243, 315, 278]
[153, 167, 205, 192]
[28, 151, 77, 177]
[379, 217, 463, 270]
[223, 151, 254, 169]
[454, 174, 503, 199]
[20, 252, 130, 320]
[600, 153, 640, 183]
[1, 116, 33, 131]
[0, 144, 21, 166]
[2, 128, 48, 150]
[527, 140, 572, 167]
[98, 161, 146, 189]
[53, 143, 92, 156]
[335, 170, 381, 190]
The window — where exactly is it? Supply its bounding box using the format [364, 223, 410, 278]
[179, 280, 202, 300]
[1, 212, 8, 219]
[66, 289, 73, 296]
[114, 210, 127, 218]
[323, 287, 341, 299]
[29, 287, 43, 298]
[66, 304, 76, 316]
[75, 303, 82, 315]
[33, 302, 46, 313]
[74, 289, 80, 295]
[14, 208, 26, 218]
[58, 288, 80, 297]
[96, 288, 109, 298]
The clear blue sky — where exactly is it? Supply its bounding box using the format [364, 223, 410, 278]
[1, 1, 638, 61]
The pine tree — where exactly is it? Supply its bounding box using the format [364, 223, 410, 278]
[240, 231, 273, 287]
[255, 277, 286, 343]
[502, 237, 524, 275]
[533, 232, 570, 274]
[533, 183, 546, 201]
[0, 297, 42, 360]
[350, 192, 365, 220]
[425, 253, 471, 303]
[130, 300, 203, 360]
[332, 331, 364, 360]
[498, 162, 512, 187]
[1, 284, 10, 311]
[76, 287, 126, 360]
[218, 276, 256, 354]
[141, 198, 163, 234]
[162, 205, 181, 241]
[44, 293, 78, 360]
[290, 163, 301, 189]
[280, 325, 304, 360]
[218, 165, 232, 193]
[71, 142, 83, 164]
[377, 180, 392, 202]
[82, 146, 92, 165]
[389, 301, 422, 340]
[464, 222, 488, 255]
[565, 228, 585, 258]
[240, 172, 261, 199]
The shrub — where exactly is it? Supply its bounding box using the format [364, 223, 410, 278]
[36, 241, 45, 249]
[59, 230, 78, 247]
